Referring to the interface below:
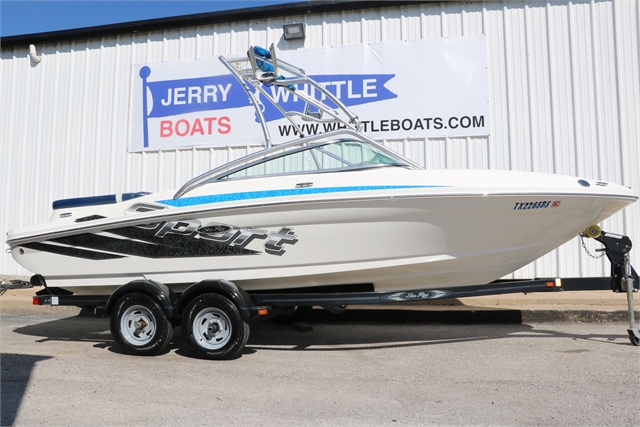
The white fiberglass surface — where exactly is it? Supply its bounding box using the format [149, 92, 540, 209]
[14, 189, 634, 293]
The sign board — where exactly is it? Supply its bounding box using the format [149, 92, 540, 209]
[130, 37, 489, 152]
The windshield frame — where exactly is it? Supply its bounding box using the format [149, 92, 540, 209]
[173, 129, 423, 199]
[216, 138, 405, 182]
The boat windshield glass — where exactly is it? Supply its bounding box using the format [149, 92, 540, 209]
[221, 139, 405, 180]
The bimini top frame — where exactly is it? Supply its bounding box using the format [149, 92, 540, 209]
[173, 45, 421, 200]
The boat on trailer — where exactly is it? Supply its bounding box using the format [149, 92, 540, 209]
[6, 45, 639, 359]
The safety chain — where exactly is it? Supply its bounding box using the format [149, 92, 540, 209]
[0, 279, 33, 296]
[580, 234, 606, 259]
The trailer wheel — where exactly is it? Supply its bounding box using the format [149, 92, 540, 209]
[629, 330, 640, 346]
[110, 293, 173, 356]
[182, 293, 249, 360]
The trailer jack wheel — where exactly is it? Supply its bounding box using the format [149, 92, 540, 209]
[110, 292, 173, 356]
[183, 293, 249, 360]
[629, 330, 640, 346]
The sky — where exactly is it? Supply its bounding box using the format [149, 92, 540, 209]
[0, 0, 301, 37]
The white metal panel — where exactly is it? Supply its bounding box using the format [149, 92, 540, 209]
[2, 0, 638, 282]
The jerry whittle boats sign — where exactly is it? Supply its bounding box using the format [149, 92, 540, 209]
[130, 37, 489, 151]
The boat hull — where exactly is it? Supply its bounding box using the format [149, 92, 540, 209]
[8, 170, 636, 296]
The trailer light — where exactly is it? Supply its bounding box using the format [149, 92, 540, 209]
[32, 297, 39, 305]
[258, 309, 269, 316]
[546, 282, 554, 288]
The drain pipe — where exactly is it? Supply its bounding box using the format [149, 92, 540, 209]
[29, 44, 41, 64]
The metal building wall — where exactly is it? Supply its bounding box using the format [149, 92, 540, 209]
[2, 0, 638, 279]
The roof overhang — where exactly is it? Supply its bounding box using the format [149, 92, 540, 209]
[1, 1, 451, 48]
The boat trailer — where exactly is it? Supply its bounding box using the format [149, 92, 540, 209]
[14, 226, 640, 359]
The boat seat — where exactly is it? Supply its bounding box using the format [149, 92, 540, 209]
[52, 192, 150, 210]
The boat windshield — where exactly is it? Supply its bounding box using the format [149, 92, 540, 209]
[171, 47, 424, 199]
[221, 139, 406, 180]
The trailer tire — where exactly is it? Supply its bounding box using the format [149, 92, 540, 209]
[182, 293, 249, 360]
[110, 293, 173, 356]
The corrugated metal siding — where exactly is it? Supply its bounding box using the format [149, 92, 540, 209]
[1, 0, 638, 280]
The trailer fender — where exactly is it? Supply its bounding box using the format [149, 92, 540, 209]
[106, 280, 176, 318]
[175, 280, 255, 320]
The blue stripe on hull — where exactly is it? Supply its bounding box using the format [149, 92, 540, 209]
[156, 185, 444, 208]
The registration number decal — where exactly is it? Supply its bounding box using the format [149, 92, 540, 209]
[513, 200, 561, 210]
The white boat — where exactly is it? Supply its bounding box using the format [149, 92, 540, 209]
[6, 46, 638, 298]
[7, 45, 640, 360]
